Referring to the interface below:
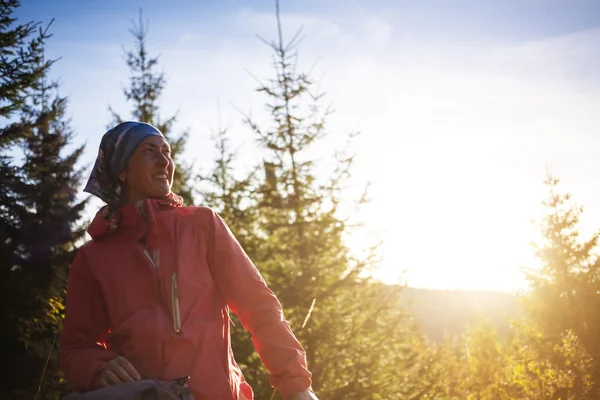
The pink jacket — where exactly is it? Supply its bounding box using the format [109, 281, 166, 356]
[60, 199, 312, 399]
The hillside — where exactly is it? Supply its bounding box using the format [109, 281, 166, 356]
[400, 287, 523, 342]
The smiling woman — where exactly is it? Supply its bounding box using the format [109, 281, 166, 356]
[60, 121, 318, 399]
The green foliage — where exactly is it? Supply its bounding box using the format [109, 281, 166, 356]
[525, 174, 600, 395]
[0, 0, 53, 125]
[433, 321, 507, 400]
[432, 319, 594, 400]
[0, 8, 86, 396]
[110, 10, 195, 205]
[198, 125, 261, 254]
[504, 322, 594, 399]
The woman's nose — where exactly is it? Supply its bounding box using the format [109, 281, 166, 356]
[156, 152, 170, 167]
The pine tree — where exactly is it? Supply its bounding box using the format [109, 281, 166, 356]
[524, 173, 600, 396]
[0, 0, 53, 124]
[198, 123, 260, 252]
[201, 2, 443, 398]
[12, 86, 86, 400]
[0, 5, 86, 397]
[110, 10, 194, 205]
[1, 0, 50, 263]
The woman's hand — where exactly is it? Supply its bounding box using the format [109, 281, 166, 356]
[288, 389, 318, 400]
[98, 356, 142, 386]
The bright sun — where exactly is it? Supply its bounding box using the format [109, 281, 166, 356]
[344, 144, 544, 293]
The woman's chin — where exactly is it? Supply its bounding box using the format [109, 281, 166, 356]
[150, 192, 170, 199]
[138, 182, 172, 200]
[148, 188, 171, 198]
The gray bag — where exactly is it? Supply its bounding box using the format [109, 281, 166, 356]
[61, 378, 195, 400]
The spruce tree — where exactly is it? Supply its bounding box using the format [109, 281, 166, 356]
[0, 0, 53, 124]
[201, 2, 442, 398]
[110, 11, 194, 205]
[13, 85, 86, 400]
[198, 124, 260, 254]
[524, 174, 600, 397]
[0, 4, 86, 397]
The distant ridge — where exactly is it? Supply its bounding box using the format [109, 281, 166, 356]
[400, 286, 523, 341]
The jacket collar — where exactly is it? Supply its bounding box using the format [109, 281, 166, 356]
[88, 194, 182, 241]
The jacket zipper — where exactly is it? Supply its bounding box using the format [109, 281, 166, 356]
[142, 249, 158, 268]
[171, 272, 182, 333]
[139, 247, 180, 334]
[152, 249, 160, 268]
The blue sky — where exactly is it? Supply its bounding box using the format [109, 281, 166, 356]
[16, 0, 600, 41]
[12, 0, 600, 291]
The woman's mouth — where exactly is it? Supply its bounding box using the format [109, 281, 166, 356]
[152, 173, 169, 183]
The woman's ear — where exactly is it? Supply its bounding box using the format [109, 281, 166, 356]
[119, 172, 126, 183]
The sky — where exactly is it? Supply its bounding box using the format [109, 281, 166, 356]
[13, 0, 600, 293]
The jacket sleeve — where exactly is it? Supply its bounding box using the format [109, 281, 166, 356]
[205, 209, 312, 399]
[60, 249, 118, 392]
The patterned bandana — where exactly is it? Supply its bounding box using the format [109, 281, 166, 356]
[84, 121, 168, 209]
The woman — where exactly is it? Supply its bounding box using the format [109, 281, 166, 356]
[60, 122, 317, 400]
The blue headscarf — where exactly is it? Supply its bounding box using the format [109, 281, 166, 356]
[84, 121, 165, 209]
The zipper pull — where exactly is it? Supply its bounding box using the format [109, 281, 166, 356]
[142, 249, 157, 268]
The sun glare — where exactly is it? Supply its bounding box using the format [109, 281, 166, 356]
[346, 146, 543, 293]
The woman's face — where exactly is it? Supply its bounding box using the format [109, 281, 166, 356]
[119, 136, 175, 203]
